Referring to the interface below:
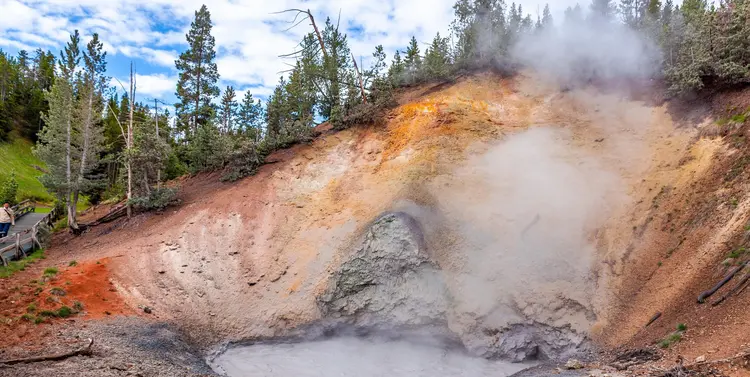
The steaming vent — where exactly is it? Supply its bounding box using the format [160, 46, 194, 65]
[316, 211, 592, 362]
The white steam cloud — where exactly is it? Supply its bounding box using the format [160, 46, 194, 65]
[430, 127, 624, 334]
[512, 20, 663, 85]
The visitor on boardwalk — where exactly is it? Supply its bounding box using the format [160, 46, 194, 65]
[0, 203, 15, 238]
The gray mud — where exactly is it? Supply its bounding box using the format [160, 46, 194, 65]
[210, 337, 531, 377]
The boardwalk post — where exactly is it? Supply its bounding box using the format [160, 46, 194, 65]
[0, 253, 6, 267]
[32, 225, 39, 250]
[15, 233, 21, 258]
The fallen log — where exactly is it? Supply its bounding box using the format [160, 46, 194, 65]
[645, 312, 662, 327]
[0, 338, 93, 365]
[698, 261, 749, 303]
[712, 271, 750, 307]
[85, 204, 128, 227]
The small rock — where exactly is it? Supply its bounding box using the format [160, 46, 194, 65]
[50, 287, 66, 296]
[247, 281, 257, 286]
[565, 359, 584, 370]
[158, 270, 166, 274]
[143, 306, 153, 314]
[695, 355, 706, 363]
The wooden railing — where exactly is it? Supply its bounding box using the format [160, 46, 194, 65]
[11, 200, 36, 219]
[0, 203, 56, 267]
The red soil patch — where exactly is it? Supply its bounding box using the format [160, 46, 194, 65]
[0, 258, 134, 351]
[38, 258, 133, 320]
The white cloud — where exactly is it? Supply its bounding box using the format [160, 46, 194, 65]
[110, 73, 176, 99]
[1, 0, 612, 99]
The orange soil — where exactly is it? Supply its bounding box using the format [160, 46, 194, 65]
[0, 257, 134, 352]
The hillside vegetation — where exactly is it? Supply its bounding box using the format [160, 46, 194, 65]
[0, 135, 52, 203]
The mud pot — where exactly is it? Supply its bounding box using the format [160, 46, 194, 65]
[210, 337, 531, 377]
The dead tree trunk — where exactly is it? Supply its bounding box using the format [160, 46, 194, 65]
[712, 271, 750, 306]
[126, 63, 135, 219]
[0, 338, 93, 365]
[351, 53, 367, 104]
[155, 99, 161, 190]
[698, 261, 749, 303]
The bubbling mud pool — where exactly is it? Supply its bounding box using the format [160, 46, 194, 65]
[210, 337, 532, 377]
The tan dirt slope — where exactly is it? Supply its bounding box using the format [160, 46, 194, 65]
[4, 71, 750, 371]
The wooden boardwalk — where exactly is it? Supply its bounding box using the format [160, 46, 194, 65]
[0, 212, 46, 262]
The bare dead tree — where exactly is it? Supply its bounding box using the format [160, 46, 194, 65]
[351, 53, 367, 104]
[127, 63, 135, 218]
[273, 9, 328, 59]
[110, 63, 136, 219]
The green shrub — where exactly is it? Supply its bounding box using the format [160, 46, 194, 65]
[677, 323, 688, 332]
[52, 218, 67, 232]
[69, 260, 77, 267]
[39, 310, 56, 317]
[188, 124, 231, 173]
[20, 313, 33, 321]
[0, 172, 19, 205]
[34, 316, 45, 324]
[164, 150, 189, 180]
[221, 139, 265, 182]
[129, 187, 180, 211]
[335, 95, 397, 131]
[43, 267, 58, 276]
[26, 303, 36, 313]
[101, 183, 125, 205]
[729, 247, 747, 259]
[73, 301, 84, 312]
[56, 306, 72, 318]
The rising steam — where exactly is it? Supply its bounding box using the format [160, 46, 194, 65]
[427, 127, 624, 332]
[511, 19, 663, 86]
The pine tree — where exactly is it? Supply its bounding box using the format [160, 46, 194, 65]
[366, 45, 391, 101]
[130, 103, 169, 199]
[542, 4, 554, 29]
[565, 4, 585, 25]
[590, 0, 618, 22]
[714, 0, 750, 83]
[219, 86, 237, 134]
[36, 31, 81, 229]
[451, 0, 509, 66]
[71, 33, 107, 229]
[647, 0, 662, 19]
[319, 17, 351, 122]
[265, 77, 287, 140]
[175, 5, 220, 137]
[366, 45, 388, 83]
[424, 33, 451, 80]
[388, 50, 405, 85]
[404, 36, 422, 84]
[238, 91, 263, 141]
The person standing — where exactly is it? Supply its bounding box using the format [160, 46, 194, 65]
[0, 203, 14, 238]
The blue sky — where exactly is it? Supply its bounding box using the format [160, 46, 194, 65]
[0, 0, 586, 112]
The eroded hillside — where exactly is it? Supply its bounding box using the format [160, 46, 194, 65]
[4, 71, 750, 376]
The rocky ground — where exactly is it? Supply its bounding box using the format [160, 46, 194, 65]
[0, 317, 212, 377]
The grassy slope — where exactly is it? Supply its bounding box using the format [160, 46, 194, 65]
[0, 137, 53, 203]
